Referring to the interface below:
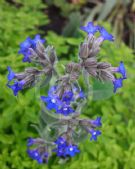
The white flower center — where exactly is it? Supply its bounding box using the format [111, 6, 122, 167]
[69, 147, 73, 151]
[93, 132, 96, 135]
[63, 107, 68, 111]
[51, 99, 56, 103]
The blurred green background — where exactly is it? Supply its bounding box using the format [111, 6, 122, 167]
[0, 0, 135, 169]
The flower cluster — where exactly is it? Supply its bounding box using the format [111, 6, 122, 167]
[80, 22, 126, 93]
[7, 22, 127, 164]
[41, 85, 85, 116]
[53, 137, 80, 157]
[7, 35, 57, 96]
[18, 34, 45, 62]
[27, 138, 49, 164]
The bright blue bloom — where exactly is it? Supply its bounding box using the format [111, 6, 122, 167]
[27, 149, 43, 164]
[7, 80, 25, 96]
[117, 61, 126, 79]
[57, 105, 74, 116]
[65, 145, 80, 157]
[99, 26, 114, 41]
[54, 137, 67, 157]
[113, 78, 123, 93]
[89, 129, 101, 141]
[22, 52, 32, 63]
[40, 95, 61, 111]
[27, 149, 49, 164]
[80, 22, 99, 35]
[91, 117, 102, 127]
[53, 147, 66, 157]
[62, 91, 74, 104]
[18, 35, 45, 62]
[55, 137, 67, 148]
[7, 66, 15, 81]
[54, 137, 80, 157]
[27, 138, 35, 147]
[31, 34, 45, 48]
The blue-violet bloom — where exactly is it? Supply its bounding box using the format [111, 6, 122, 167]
[18, 35, 45, 62]
[98, 26, 114, 41]
[7, 66, 15, 81]
[91, 117, 102, 127]
[89, 129, 101, 141]
[57, 105, 74, 116]
[41, 95, 61, 111]
[117, 61, 127, 79]
[65, 145, 80, 157]
[80, 22, 99, 35]
[113, 78, 123, 93]
[7, 80, 25, 96]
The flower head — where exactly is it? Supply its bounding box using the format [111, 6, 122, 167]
[91, 117, 102, 127]
[57, 105, 74, 116]
[27, 149, 43, 163]
[41, 95, 61, 111]
[27, 138, 35, 147]
[99, 26, 114, 41]
[80, 22, 99, 35]
[31, 34, 45, 48]
[55, 137, 67, 148]
[117, 61, 126, 79]
[65, 145, 80, 157]
[89, 129, 101, 141]
[7, 80, 25, 96]
[18, 35, 45, 62]
[54, 137, 80, 157]
[27, 149, 48, 164]
[7, 66, 15, 81]
[113, 78, 123, 93]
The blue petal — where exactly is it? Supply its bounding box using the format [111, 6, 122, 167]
[118, 61, 127, 79]
[7, 80, 25, 96]
[99, 26, 114, 41]
[113, 78, 123, 93]
[7, 66, 15, 81]
[89, 129, 101, 141]
[80, 22, 99, 35]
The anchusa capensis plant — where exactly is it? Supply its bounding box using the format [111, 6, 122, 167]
[7, 22, 126, 164]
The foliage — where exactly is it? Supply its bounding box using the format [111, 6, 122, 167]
[0, 1, 135, 169]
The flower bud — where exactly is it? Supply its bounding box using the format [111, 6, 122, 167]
[79, 43, 89, 59]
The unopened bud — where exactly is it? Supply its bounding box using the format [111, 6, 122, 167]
[79, 43, 89, 59]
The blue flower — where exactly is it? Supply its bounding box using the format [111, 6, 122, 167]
[31, 34, 45, 48]
[98, 26, 114, 41]
[80, 22, 99, 35]
[18, 37, 31, 53]
[18, 35, 45, 62]
[53, 147, 66, 157]
[55, 137, 67, 148]
[62, 91, 74, 104]
[65, 145, 80, 157]
[89, 129, 101, 141]
[27, 149, 43, 164]
[7, 80, 25, 96]
[40, 95, 61, 111]
[7, 66, 15, 81]
[91, 117, 102, 127]
[113, 78, 123, 93]
[27, 138, 35, 147]
[57, 105, 74, 116]
[54, 137, 80, 157]
[117, 61, 127, 79]
[22, 52, 32, 63]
